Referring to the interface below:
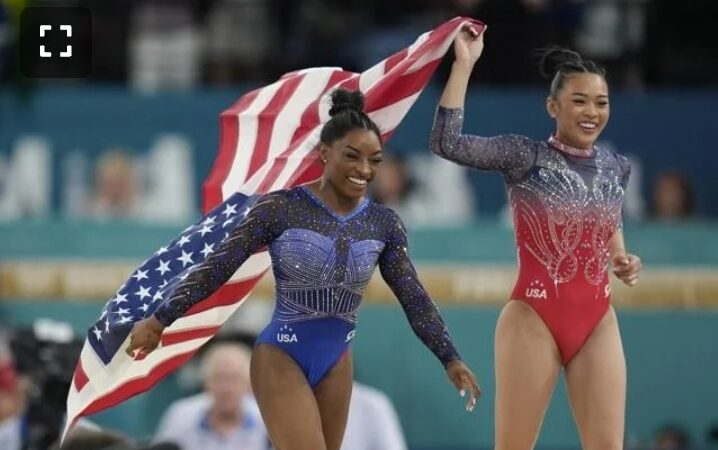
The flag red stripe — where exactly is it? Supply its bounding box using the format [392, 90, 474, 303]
[162, 326, 222, 347]
[384, 48, 409, 73]
[183, 270, 267, 316]
[245, 75, 305, 181]
[202, 89, 260, 213]
[365, 61, 442, 112]
[72, 360, 89, 391]
[79, 351, 198, 417]
[256, 70, 355, 193]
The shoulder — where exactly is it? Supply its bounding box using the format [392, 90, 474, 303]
[369, 202, 406, 230]
[598, 146, 631, 173]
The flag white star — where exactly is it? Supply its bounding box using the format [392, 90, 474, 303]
[92, 327, 102, 340]
[155, 246, 169, 256]
[202, 216, 217, 226]
[117, 307, 130, 316]
[222, 217, 234, 228]
[177, 250, 194, 267]
[222, 203, 237, 217]
[113, 293, 128, 304]
[177, 234, 192, 247]
[135, 285, 151, 300]
[140, 303, 150, 313]
[117, 316, 133, 325]
[155, 260, 171, 276]
[131, 269, 148, 281]
[104, 318, 111, 333]
[200, 243, 215, 258]
[152, 291, 163, 302]
[160, 279, 169, 288]
[242, 207, 251, 217]
[198, 224, 213, 237]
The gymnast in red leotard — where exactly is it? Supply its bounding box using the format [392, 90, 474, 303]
[430, 24, 642, 450]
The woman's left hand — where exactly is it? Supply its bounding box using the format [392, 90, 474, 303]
[445, 360, 481, 412]
[612, 253, 642, 286]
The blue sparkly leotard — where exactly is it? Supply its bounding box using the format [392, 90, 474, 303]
[154, 185, 460, 386]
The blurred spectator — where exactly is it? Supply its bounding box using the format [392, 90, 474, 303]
[128, 0, 202, 92]
[652, 423, 691, 450]
[370, 156, 415, 211]
[58, 427, 135, 450]
[153, 343, 270, 450]
[88, 148, 141, 220]
[371, 154, 475, 226]
[204, 0, 276, 84]
[341, 381, 407, 450]
[0, 136, 51, 220]
[651, 170, 695, 221]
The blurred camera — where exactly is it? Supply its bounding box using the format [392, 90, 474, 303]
[8, 322, 83, 450]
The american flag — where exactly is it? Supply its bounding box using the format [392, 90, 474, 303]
[63, 16, 484, 439]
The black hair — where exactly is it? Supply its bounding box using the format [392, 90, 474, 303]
[537, 47, 606, 98]
[320, 89, 382, 145]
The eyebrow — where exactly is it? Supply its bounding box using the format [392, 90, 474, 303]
[570, 92, 609, 99]
[346, 145, 382, 155]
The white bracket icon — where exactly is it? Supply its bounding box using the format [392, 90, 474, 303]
[39, 25, 52, 57]
[38, 24, 73, 58]
[60, 25, 72, 57]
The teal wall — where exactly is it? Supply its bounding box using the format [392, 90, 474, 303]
[2, 86, 718, 216]
[2, 302, 716, 449]
[2, 220, 718, 266]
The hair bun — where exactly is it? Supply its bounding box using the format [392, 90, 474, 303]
[328, 88, 365, 117]
[537, 46, 583, 79]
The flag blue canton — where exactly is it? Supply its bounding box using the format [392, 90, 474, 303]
[87, 192, 255, 364]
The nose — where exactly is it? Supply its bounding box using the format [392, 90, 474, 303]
[584, 102, 598, 118]
[357, 159, 371, 177]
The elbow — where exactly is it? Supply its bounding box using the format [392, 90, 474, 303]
[429, 132, 452, 160]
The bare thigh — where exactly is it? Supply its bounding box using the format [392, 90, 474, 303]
[565, 306, 626, 450]
[313, 352, 353, 450]
[495, 300, 562, 450]
[251, 344, 327, 450]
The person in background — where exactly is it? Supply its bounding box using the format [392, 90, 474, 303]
[341, 381, 407, 450]
[651, 170, 695, 221]
[153, 343, 269, 450]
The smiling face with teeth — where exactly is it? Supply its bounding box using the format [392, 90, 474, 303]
[319, 127, 384, 205]
[546, 73, 609, 151]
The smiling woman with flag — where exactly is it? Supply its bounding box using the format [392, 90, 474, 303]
[127, 88, 480, 450]
[63, 16, 485, 450]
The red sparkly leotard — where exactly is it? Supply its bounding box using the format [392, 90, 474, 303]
[430, 107, 630, 364]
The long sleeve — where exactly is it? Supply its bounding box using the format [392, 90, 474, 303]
[153, 192, 287, 326]
[429, 106, 537, 182]
[378, 210, 461, 367]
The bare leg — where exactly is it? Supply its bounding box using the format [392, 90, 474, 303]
[251, 344, 327, 450]
[314, 352, 353, 450]
[565, 306, 626, 450]
[495, 300, 562, 450]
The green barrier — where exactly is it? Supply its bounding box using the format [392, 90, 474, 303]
[2, 220, 718, 266]
[2, 302, 716, 449]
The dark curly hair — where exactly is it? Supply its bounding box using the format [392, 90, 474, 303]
[537, 47, 607, 98]
[320, 88, 382, 146]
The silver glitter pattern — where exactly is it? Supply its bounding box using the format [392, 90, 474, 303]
[431, 106, 630, 286]
[155, 186, 461, 366]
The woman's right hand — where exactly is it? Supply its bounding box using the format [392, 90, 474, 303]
[453, 22, 486, 69]
[125, 316, 165, 358]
